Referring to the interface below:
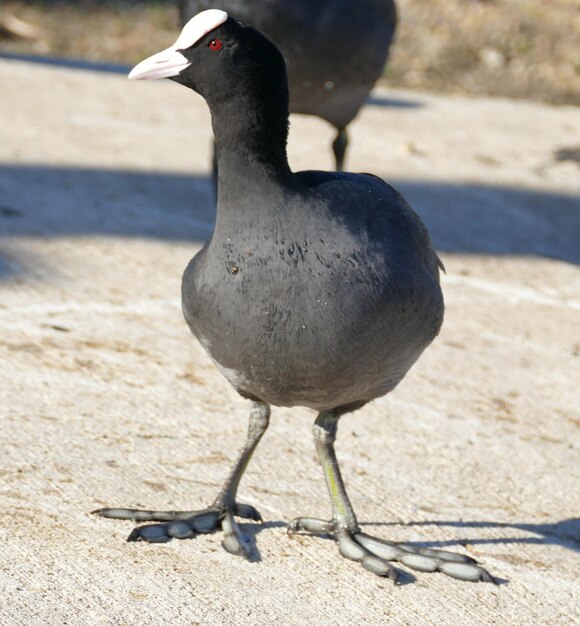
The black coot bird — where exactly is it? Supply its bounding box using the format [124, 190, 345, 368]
[94, 10, 494, 584]
[178, 0, 398, 171]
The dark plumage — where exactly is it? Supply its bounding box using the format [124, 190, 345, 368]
[183, 168, 443, 413]
[178, 0, 398, 170]
[94, 10, 494, 584]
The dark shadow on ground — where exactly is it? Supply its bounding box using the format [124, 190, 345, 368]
[239, 520, 288, 563]
[0, 52, 423, 111]
[395, 180, 580, 264]
[367, 94, 423, 109]
[241, 520, 419, 582]
[554, 146, 580, 164]
[0, 51, 131, 74]
[0, 165, 214, 279]
[1, 164, 579, 279]
[361, 517, 580, 553]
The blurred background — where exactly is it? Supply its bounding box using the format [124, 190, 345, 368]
[1, 0, 578, 105]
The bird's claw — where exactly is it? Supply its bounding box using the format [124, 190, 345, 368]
[221, 510, 251, 558]
[234, 502, 262, 522]
[355, 532, 495, 583]
[93, 502, 260, 558]
[287, 516, 334, 535]
[287, 517, 496, 584]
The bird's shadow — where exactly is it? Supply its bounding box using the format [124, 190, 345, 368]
[0, 51, 423, 111]
[237, 520, 417, 584]
[367, 94, 423, 109]
[241, 516, 578, 584]
[1, 164, 579, 283]
[359, 517, 580, 552]
[0, 50, 131, 74]
[237, 520, 287, 563]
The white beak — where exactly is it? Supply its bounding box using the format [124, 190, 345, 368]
[128, 48, 190, 81]
[128, 9, 228, 81]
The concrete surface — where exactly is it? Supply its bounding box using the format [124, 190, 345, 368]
[0, 58, 579, 625]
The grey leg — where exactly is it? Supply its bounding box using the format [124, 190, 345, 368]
[332, 127, 348, 171]
[212, 402, 270, 511]
[94, 402, 270, 559]
[288, 412, 496, 583]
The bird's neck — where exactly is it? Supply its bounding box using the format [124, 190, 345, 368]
[209, 93, 294, 218]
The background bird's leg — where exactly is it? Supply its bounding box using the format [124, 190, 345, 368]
[289, 411, 495, 583]
[332, 127, 348, 171]
[211, 139, 218, 199]
[93, 402, 270, 558]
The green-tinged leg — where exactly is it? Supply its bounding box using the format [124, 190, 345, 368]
[93, 402, 270, 559]
[288, 412, 496, 584]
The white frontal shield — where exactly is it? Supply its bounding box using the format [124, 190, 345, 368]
[128, 9, 228, 80]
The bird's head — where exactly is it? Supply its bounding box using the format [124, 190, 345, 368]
[128, 9, 288, 107]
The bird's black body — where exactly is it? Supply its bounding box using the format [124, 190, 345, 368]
[175, 17, 443, 413]
[95, 12, 495, 585]
[183, 171, 443, 412]
[179, 0, 397, 169]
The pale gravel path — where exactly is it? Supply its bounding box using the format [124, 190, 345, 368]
[0, 59, 579, 625]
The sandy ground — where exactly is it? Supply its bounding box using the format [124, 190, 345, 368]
[1, 58, 579, 625]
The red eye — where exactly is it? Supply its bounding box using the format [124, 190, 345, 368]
[209, 39, 223, 51]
